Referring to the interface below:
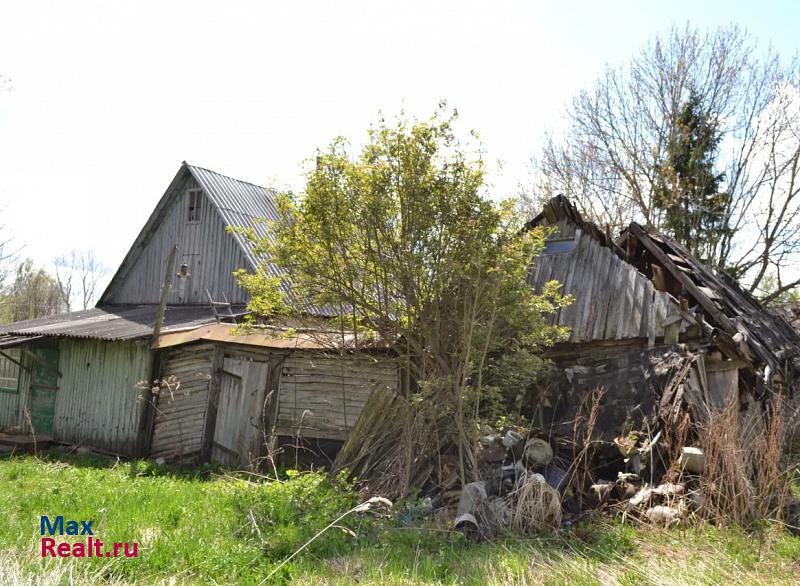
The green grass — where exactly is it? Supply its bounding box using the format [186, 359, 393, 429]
[0, 451, 798, 585]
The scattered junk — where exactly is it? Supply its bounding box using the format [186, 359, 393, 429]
[454, 429, 563, 541]
[680, 447, 704, 474]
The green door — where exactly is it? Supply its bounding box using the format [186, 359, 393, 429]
[29, 347, 60, 436]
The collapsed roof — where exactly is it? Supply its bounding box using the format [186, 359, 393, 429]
[530, 195, 800, 386]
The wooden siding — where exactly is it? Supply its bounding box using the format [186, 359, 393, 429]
[150, 344, 214, 460]
[103, 175, 251, 305]
[530, 229, 683, 343]
[52, 339, 151, 455]
[274, 354, 400, 440]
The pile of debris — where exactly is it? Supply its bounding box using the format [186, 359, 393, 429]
[335, 387, 795, 536]
[589, 446, 706, 527]
[454, 430, 567, 540]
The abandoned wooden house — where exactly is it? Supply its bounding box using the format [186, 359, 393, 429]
[526, 195, 800, 440]
[0, 162, 399, 464]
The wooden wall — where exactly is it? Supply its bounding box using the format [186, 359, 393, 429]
[149, 344, 214, 460]
[103, 174, 251, 305]
[150, 344, 400, 464]
[4, 340, 150, 455]
[532, 343, 688, 441]
[0, 350, 20, 429]
[273, 353, 400, 441]
[530, 228, 684, 343]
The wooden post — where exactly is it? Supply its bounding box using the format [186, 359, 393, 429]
[201, 345, 225, 462]
[152, 245, 178, 345]
[139, 245, 178, 457]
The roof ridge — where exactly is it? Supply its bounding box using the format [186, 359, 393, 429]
[184, 162, 277, 193]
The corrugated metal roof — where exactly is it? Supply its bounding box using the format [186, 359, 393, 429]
[186, 163, 336, 316]
[186, 164, 279, 272]
[0, 334, 42, 348]
[0, 305, 220, 341]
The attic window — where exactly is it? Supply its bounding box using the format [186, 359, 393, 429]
[544, 238, 577, 254]
[187, 189, 202, 223]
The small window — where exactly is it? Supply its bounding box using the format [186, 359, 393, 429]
[0, 349, 20, 394]
[187, 189, 203, 223]
[543, 239, 577, 254]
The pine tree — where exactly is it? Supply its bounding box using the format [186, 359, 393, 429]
[653, 91, 731, 264]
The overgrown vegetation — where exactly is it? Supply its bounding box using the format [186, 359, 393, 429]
[236, 108, 571, 489]
[1, 452, 799, 585]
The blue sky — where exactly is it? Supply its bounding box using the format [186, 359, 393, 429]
[0, 0, 797, 292]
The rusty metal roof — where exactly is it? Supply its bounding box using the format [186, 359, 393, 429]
[0, 305, 220, 341]
[153, 323, 353, 350]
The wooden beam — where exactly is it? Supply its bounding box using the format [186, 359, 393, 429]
[137, 351, 162, 458]
[628, 224, 737, 336]
[0, 349, 31, 374]
[201, 345, 225, 462]
[152, 244, 178, 345]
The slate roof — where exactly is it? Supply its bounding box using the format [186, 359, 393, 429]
[0, 305, 221, 342]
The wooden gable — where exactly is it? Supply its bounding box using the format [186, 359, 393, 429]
[100, 166, 252, 306]
[529, 215, 688, 344]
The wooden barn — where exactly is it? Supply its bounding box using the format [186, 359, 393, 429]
[0, 163, 399, 464]
[526, 196, 800, 439]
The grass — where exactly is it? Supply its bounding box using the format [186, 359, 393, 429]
[0, 451, 798, 585]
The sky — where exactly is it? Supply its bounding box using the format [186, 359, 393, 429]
[0, 0, 798, 297]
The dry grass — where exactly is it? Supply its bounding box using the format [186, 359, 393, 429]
[507, 476, 562, 532]
[698, 396, 791, 526]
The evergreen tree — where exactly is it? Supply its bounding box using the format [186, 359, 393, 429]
[653, 91, 731, 263]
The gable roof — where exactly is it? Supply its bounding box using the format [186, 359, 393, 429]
[98, 162, 282, 304]
[530, 196, 800, 383]
[187, 163, 280, 274]
[98, 162, 332, 315]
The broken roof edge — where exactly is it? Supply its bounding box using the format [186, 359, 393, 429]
[527, 196, 800, 382]
[525, 195, 627, 259]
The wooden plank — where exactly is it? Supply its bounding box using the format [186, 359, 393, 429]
[629, 224, 736, 335]
[589, 247, 612, 340]
[572, 234, 597, 341]
[200, 346, 224, 462]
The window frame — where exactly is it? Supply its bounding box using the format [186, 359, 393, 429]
[0, 351, 21, 394]
[187, 188, 203, 223]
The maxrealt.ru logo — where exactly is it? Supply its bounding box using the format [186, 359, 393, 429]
[40, 516, 138, 558]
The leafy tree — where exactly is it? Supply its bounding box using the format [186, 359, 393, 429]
[0, 259, 63, 323]
[236, 109, 570, 486]
[653, 91, 731, 262]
